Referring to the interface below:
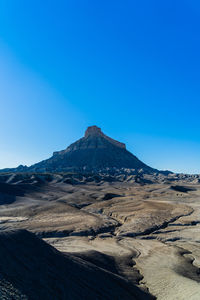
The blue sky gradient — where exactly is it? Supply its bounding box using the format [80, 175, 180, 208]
[0, 0, 200, 173]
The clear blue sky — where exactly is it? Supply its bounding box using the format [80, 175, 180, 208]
[0, 0, 200, 173]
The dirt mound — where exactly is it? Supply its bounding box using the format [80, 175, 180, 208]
[0, 229, 150, 299]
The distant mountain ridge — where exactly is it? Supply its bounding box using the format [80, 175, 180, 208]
[0, 126, 157, 174]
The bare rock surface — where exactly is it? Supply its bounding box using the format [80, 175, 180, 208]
[0, 172, 200, 299]
[0, 229, 149, 300]
[0, 126, 155, 173]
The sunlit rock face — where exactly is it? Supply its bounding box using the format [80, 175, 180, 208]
[84, 126, 126, 149]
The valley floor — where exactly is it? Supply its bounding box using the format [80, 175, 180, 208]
[0, 173, 200, 299]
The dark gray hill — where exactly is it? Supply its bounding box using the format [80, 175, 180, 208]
[0, 229, 151, 299]
[0, 126, 155, 174]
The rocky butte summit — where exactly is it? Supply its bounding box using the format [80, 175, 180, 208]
[1, 126, 156, 174]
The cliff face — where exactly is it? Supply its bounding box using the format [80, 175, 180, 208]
[25, 126, 154, 173]
[0, 126, 155, 174]
[84, 126, 126, 149]
[53, 126, 126, 156]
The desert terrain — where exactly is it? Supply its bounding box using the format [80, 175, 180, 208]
[0, 172, 200, 299]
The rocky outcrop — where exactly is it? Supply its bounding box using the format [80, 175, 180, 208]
[0, 126, 155, 174]
[85, 126, 126, 149]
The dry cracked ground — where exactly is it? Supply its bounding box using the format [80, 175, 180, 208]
[0, 172, 200, 299]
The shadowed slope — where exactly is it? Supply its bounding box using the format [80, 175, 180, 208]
[0, 126, 154, 174]
[27, 126, 153, 173]
[0, 229, 151, 300]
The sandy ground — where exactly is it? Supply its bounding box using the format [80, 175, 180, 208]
[0, 173, 200, 299]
